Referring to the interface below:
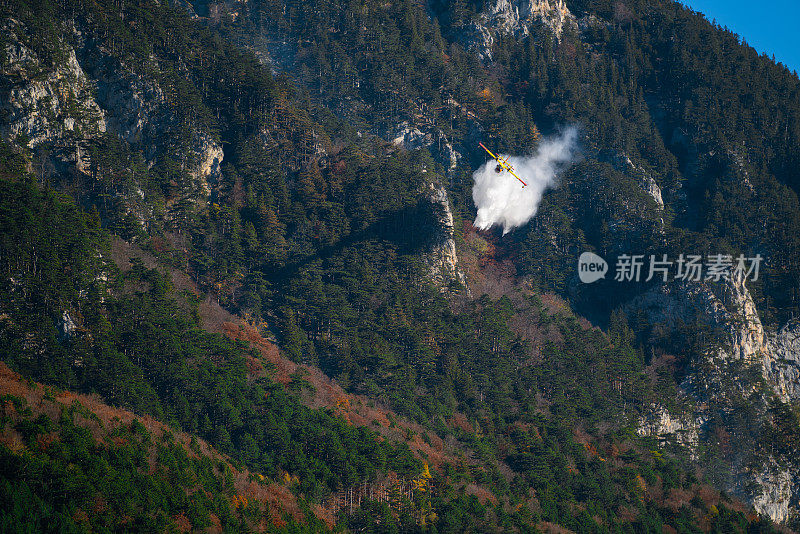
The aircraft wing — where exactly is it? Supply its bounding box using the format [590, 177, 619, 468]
[507, 167, 528, 187]
[478, 142, 499, 161]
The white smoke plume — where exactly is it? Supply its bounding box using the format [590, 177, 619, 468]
[472, 127, 578, 234]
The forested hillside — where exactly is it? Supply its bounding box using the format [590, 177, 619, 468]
[1, 0, 799, 530]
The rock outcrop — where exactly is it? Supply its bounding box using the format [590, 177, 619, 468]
[765, 322, 800, 403]
[752, 458, 795, 526]
[637, 405, 703, 458]
[461, 21, 496, 63]
[57, 311, 77, 340]
[1, 20, 106, 148]
[631, 274, 800, 523]
[613, 153, 664, 209]
[461, 0, 575, 61]
[91, 61, 170, 149]
[423, 182, 467, 291]
[189, 132, 224, 198]
[391, 121, 433, 152]
[390, 122, 463, 173]
[0, 18, 225, 222]
[482, 0, 573, 38]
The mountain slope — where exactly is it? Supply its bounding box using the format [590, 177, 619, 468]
[0, 361, 332, 532]
[215, 0, 800, 524]
[0, 169, 771, 531]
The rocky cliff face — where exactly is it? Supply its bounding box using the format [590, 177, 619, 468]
[482, 0, 573, 38]
[632, 274, 800, 523]
[391, 121, 463, 173]
[461, 0, 575, 61]
[0, 18, 224, 220]
[612, 152, 664, 209]
[1, 20, 106, 148]
[422, 181, 468, 291]
[391, 121, 433, 152]
[752, 459, 796, 526]
[637, 405, 703, 459]
[188, 132, 224, 199]
[90, 57, 170, 150]
[387, 120, 467, 290]
[766, 322, 800, 403]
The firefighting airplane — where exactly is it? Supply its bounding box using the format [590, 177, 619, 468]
[479, 142, 528, 188]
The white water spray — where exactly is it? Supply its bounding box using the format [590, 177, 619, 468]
[472, 127, 578, 234]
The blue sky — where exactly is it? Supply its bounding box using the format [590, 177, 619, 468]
[681, 0, 800, 75]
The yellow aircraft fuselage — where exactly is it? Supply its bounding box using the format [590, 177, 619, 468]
[478, 143, 527, 187]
